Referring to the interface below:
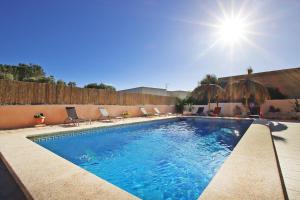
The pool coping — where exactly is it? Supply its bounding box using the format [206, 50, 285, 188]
[199, 119, 286, 200]
[0, 116, 285, 199]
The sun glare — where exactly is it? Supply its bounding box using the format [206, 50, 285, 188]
[175, 1, 266, 56]
[217, 17, 247, 45]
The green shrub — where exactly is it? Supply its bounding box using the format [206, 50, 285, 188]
[0, 73, 14, 80]
[175, 98, 186, 113]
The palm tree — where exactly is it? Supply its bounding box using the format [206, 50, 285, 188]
[191, 84, 224, 110]
[199, 74, 218, 85]
[225, 67, 270, 110]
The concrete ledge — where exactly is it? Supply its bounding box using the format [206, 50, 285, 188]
[0, 154, 28, 200]
[199, 124, 285, 200]
[0, 117, 179, 200]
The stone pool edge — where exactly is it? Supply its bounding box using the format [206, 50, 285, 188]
[0, 116, 285, 199]
[0, 117, 180, 200]
[199, 120, 286, 200]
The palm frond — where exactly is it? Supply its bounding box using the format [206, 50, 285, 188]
[191, 84, 225, 101]
[225, 79, 270, 104]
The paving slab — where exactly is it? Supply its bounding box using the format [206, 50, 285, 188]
[199, 124, 285, 200]
[272, 121, 300, 200]
[0, 116, 286, 199]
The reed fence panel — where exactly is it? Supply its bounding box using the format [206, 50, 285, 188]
[0, 80, 176, 105]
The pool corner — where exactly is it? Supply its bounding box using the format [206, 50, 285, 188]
[199, 123, 286, 200]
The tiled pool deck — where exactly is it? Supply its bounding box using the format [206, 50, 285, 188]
[0, 116, 288, 199]
[271, 121, 300, 200]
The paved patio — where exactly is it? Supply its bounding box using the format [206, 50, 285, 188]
[0, 157, 27, 200]
[271, 121, 300, 200]
[0, 116, 176, 200]
[0, 117, 288, 200]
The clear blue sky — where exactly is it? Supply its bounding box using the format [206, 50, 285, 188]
[1, 0, 300, 91]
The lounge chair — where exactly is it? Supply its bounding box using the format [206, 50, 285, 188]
[65, 107, 90, 126]
[195, 107, 205, 116]
[153, 107, 162, 116]
[99, 107, 123, 122]
[208, 107, 221, 117]
[140, 107, 152, 117]
[167, 112, 174, 116]
[248, 106, 261, 118]
[99, 107, 113, 122]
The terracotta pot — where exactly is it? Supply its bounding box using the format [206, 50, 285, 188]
[35, 117, 45, 124]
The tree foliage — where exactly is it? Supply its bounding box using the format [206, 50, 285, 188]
[67, 82, 77, 87]
[174, 95, 209, 113]
[0, 63, 45, 81]
[191, 84, 224, 109]
[175, 98, 186, 113]
[193, 74, 224, 108]
[0, 73, 14, 80]
[56, 80, 66, 86]
[0, 63, 117, 91]
[0, 63, 81, 87]
[84, 83, 116, 91]
[0, 63, 58, 84]
[200, 74, 219, 85]
[225, 68, 270, 107]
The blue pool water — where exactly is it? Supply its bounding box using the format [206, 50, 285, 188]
[33, 118, 252, 200]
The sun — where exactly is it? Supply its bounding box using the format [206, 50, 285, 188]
[217, 16, 247, 45]
[174, 1, 266, 55]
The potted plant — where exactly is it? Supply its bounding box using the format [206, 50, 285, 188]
[122, 111, 129, 118]
[34, 113, 45, 124]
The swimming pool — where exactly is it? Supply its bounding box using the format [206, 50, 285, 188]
[32, 117, 252, 200]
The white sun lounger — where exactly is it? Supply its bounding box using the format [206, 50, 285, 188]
[99, 107, 113, 122]
[154, 107, 161, 116]
[99, 107, 123, 122]
[140, 107, 151, 117]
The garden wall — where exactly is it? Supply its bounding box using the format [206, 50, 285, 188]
[0, 105, 175, 129]
[185, 102, 246, 116]
[261, 99, 300, 119]
[186, 99, 300, 120]
[260, 99, 298, 113]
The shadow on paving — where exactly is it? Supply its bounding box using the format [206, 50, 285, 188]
[0, 157, 27, 200]
[272, 135, 287, 142]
